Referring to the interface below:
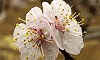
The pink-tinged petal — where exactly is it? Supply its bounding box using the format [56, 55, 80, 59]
[51, 24, 64, 50]
[63, 32, 84, 55]
[42, 2, 55, 23]
[13, 23, 27, 47]
[41, 40, 59, 60]
[20, 43, 40, 60]
[26, 7, 42, 23]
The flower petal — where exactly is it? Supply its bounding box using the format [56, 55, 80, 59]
[26, 7, 42, 23]
[20, 43, 40, 60]
[51, 24, 64, 50]
[63, 32, 84, 55]
[41, 40, 59, 60]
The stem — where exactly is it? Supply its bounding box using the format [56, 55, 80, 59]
[59, 49, 76, 60]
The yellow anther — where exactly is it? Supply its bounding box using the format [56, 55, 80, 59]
[84, 31, 87, 34]
[32, 30, 35, 33]
[42, 35, 44, 38]
[68, 24, 70, 25]
[16, 33, 19, 35]
[26, 37, 29, 39]
[28, 27, 31, 29]
[33, 54, 35, 57]
[31, 38, 33, 41]
[56, 20, 58, 22]
[51, 2, 52, 4]
[43, 55, 45, 59]
[34, 18, 36, 21]
[43, 29, 46, 31]
[82, 23, 84, 25]
[23, 39, 26, 42]
[65, 3, 67, 5]
[78, 13, 80, 15]
[51, 41, 53, 45]
[79, 34, 81, 36]
[18, 26, 20, 28]
[27, 19, 29, 21]
[62, 9, 64, 11]
[63, 24, 66, 26]
[16, 23, 19, 26]
[30, 12, 32, 15]
[22, 28, 24, 30]
[64, 16, 67, 19]
[14, 47, 18, 50]
[73, 19, 76, 21]
[36, 36, 39, 39]
[66, 20, 68, 23]
[68, 10, 69, 12]
[15, 38, 18, 40]
[77, 22, 79, 24]
[82, 18, 84, 21]
[35, 45, 37, 48]
[52, 6, 53, 9]
[69, 15, 72, 19]
[71, 5, 73, 8]
[26, 56, 29, 59]
[66, 14, 68, 16]
[60, 4, 61, 6]
[32, 45, 35, 47]
[18, 18, 20, 20]
[75, 12, 77, 14]
[61, 13, 63, 15]
[24, 43, 26, 45]
[27, 40, 30, 42]
[13, 40, 16, 43]
[74, 29, 77, 31]
[65, 28, 69, 30]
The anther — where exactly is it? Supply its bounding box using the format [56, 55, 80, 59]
[35, 45, 37, 48]
[24, 43, 26, 45]
[65, 28, 69, 30]
[17, 33, 19, 35]
[79, 34, 81, 36]
[62, 9, 64, 11]
[34, 18, 36, 21]
[26, 56, 29, 59]
[43, 29, 46, 31]
[52, 7, 53, 9]
[82, 18, 84, 21]
[22, 28, 24, 30]
[51, 2, 52, 4]
[30, 12, 32, 15]
[51, 41, 53, 45]
[32, 45, 35, 47]
[18, 18, 21, 20]
[28, 27, 31, 29]
[61, 13, 63, 15]
[33, 54, 35, 57]
[27, 19, 29, 21]
[64, 16, 67, 19]
[14, 47, 18, 50]
[81, 23, 84, 25]
[74, 29, 77, 31]
[42, 35, 44, 38]
[71, 5, 73, 8]
[65, 3, 67, 5]
[78, 13, 80, 15]
[60, 4, 61, 6]
[16, 23, 19, 26]
[43, 55, 45, 59]
[84, 31, 87, 34]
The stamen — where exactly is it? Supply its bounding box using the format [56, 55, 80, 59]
[14, 47, 18, 50]
[33, 54, 35, 57]
[27, 19, 29, 21]
[52, 7, 53, 9]
[22, 28, 24, 30]
[35, 45, 37, 48]
[43, 55, 46, 59]
[71, 5, 73, 8]
[34, 18, 36, 21]
[16, 23, 19, 26]
[65, 28, 69, 30]
[62, 9, 64, 11]
[18, 18, 26, 22]
[16, 33, 19, 35]
[26, 56, 29, 59]
[61, 13, 63, 15]
[23, 43, 26, 45]
[43, 29, 46, 31]
[51, 41, 53, 45]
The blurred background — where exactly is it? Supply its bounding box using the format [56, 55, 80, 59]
[0, 0, 100, 60]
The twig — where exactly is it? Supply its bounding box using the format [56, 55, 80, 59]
[59, 49, 76, 60]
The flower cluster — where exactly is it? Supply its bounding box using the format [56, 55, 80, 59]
[13, 0, 85, 60]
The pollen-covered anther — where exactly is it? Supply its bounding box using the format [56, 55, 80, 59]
[77, 22, 79, 24]
[43, 29, 46, 31]
[23, 39, 26, 42]
[65, 3, 67, 5]
[30, 12, 32, 15]
[27, 19, 29, 21]
[68, 24, 70, 25]
[78, 13, 80, 15]
[66, 14, 68, 16]
[60, 4, 61, 6]
[63, 23, 66, 26]
[15, 38, 18, 40]
[31, 38, 33, 41]
[43, 55, 45, 59]
[62, 9, 64, 11]
[16, 23, 19, 26]
[64, 16, 67, 19]
[79, 34, 81, 36]
[27, 40, 30, 42]
[13, 40, 16, 43]
[22, 28, 24, 30]
[26, 37, 29, 39]
[66, 20, 68, 23]
[42, 35, 44, 38]
[75, 12, 77, 14]
[69, 15, 72, 19]
[81, 23, 84, 25]
[18, 18, 21, 20]
[56, 20, 58, 22]
[36, 36, 39, 39]
[74, 29, 77, 31]
[61, 13, 63, 15]
[14, 47, 18, 50]
[24, 43, 26, 45]
[51, 2, 52, 4]
[18, 26, 20, 28]
[35, 45, 37, 48]
[65, 28, 69, 30]
[71, 5, 73, 8]
[16, 33, 19, 35]
[52, 7, 53, 9]
[26, 56, 29, 59]
[33, 54, 35, 57]
[28, 27, 31, 29]
[51, 41, 53, 45]
[32, 45, 35, 47]
[84, 31, 87, 34]
[73, 19, 76, 21]
[34, 18, 36, 21]
[82, 18, 84, 21]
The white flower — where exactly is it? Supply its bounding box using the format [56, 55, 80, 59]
[13, 7, 59, 60]
[42, 0, 84, 55]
